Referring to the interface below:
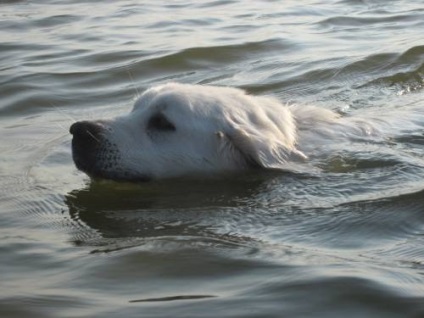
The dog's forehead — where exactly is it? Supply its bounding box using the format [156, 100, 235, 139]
[133, 84, 235, 115]
[133, 85, 187, 111]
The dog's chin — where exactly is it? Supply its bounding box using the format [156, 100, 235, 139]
[73, 158, 152, 183]
[71, 142, 151, 183]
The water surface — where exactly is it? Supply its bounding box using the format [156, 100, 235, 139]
[1, 1, 424, 317]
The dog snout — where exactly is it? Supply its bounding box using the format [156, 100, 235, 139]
[70, 121, 105, 141]
[70, 121, 108, 175]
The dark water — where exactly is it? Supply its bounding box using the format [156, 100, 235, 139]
[1, 1, 424, 317]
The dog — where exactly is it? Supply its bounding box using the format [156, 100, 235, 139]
[70, 82, 423, 182]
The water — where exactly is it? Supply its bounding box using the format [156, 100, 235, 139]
[1, 0, 424, 317]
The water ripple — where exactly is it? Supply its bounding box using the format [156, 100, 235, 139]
[1, 0, 424, 317]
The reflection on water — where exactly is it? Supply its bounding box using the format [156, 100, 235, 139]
[64, 173, 282, 252]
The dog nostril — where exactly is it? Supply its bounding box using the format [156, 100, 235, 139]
[70, 121, 104, 139]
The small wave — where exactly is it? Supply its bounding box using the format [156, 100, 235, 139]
[132, 38, 292, 71]
[317, 14, 420, 30]
[129, 294, 216, 303]
[362, 65, 424, 94]
[357, 45, 424, 93]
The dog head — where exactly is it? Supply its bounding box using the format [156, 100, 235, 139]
[70, 83, 305, 182]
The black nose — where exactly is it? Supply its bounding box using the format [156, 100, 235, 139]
[70, 121, 107, 175]
[70, 121, 104, 140]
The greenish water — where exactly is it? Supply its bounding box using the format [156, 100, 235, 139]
[1, 1, 424, 317]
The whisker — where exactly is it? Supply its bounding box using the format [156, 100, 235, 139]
[126, 66, 141, 98]
[49, 102, 79, 135]
[53, 121, 68, 133]
[49, 102, 77, 123]
[86, 130, 100, 143]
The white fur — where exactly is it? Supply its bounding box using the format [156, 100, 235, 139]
[71, 83, 424, 181]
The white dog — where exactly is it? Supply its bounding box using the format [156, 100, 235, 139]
[70, 82, 422, 181]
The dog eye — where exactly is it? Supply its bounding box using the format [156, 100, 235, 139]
[147, 113, 176, 132]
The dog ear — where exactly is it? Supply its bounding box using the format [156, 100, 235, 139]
[216, 128, 307, 170]
[216, 130, 263, 169]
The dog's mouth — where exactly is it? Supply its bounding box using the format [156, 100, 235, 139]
[70, 121, 152, 183]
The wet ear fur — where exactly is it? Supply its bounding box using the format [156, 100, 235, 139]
[217, 127, 307, 170]
[216, 130, 263, 169]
